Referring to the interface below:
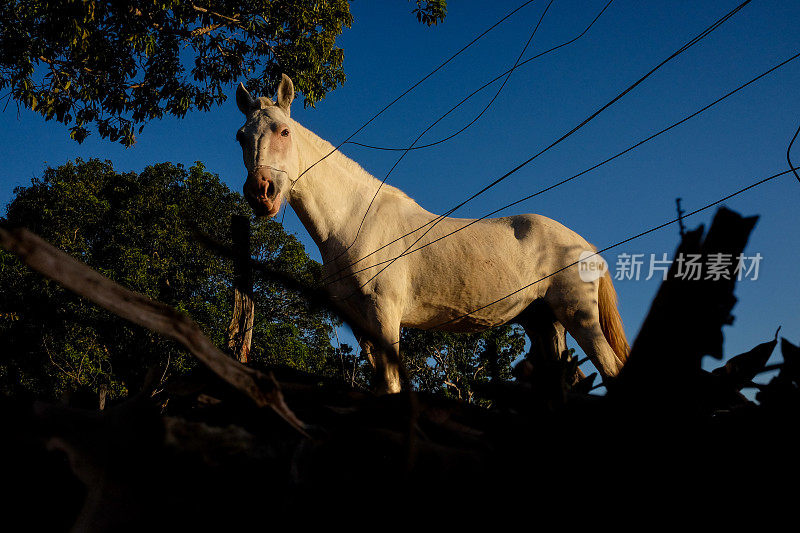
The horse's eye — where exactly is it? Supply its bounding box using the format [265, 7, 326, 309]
[281, 128, 290, 137]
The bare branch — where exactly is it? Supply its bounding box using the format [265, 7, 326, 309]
[191, 23, 226, 38]
[190, 4, 241, 24]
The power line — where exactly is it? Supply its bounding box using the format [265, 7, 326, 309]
[321, 50, 800, 284]
[285, 0, 539, 194]
[347, 0, 615, 152]
[410, 165, 799, 334]
[787, 122, 800, 184]
[321, 0, 753, 288]
[352, 0, 751, 292]
[340, 0, 556, 265]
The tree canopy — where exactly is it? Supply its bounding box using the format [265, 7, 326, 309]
[0, 159, 340, 400]
[0, 0, 447, 146]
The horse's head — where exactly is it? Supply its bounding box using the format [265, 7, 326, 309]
[235, 74, 298, 217]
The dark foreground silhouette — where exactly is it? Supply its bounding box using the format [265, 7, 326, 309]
[1, 207, 798, 530]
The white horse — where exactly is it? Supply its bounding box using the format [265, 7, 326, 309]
[235, 75, 628, 393]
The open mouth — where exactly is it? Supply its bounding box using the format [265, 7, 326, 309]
[260, 191, 282, 217]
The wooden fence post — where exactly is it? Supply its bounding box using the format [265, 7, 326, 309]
[226, 215, 255, 363]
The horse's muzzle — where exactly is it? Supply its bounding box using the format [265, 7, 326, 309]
[244, 166, 284, 217]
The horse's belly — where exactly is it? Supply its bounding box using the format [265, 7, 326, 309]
[404, 311, 510, 333]
[402, 279, 540, 332]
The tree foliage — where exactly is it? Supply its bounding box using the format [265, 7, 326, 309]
[0, 159, 339, 400]
[0, 0, 448, 146]
[401, 325, 526, 404]
[0, 0, 352, 146]
[411, 0, 447, 26]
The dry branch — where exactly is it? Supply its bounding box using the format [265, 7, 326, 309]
[0, 227, 306, 435]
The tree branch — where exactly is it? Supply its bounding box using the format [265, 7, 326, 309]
[0, 227, 307, 436]
[191, 23, 226, 38]
[190, 4, 241, 24]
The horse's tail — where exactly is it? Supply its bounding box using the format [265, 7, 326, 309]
[598, 271, 629, 364]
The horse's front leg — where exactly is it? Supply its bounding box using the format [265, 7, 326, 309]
[357, 302, 403, 394]
[361, 339, 401, 394]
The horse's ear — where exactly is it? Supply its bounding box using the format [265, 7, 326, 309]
[276, 74, 294, 115]
[236, 83, 255, 114]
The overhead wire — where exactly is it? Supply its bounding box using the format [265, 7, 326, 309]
[285, 0, 540, 194]
[320, 0, 753, 290]
[410, 165, 800, 334]
[347, 0, 615, 152]
[339, 0, 557, 265]
[278, 0, 540, 226]
[320, 50, 800, 284]
[787, 122, 800, 184]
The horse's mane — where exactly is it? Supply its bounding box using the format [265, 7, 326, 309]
[291, 120, 412, 201]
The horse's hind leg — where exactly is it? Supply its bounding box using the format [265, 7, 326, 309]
[546, 282, 624, 380]
[518, 301, 568, 362]
[565, 320, 622, 380]
[517, 301, 584, 385]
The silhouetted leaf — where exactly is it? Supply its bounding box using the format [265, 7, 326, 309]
[572, 373, 597, 394]
[779, 338, 800, 383]
[711, 335, 777, 391]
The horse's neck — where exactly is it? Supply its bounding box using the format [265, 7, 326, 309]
[289, 124, 413, 258]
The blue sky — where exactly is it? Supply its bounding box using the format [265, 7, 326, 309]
[1, 0, 798, 384]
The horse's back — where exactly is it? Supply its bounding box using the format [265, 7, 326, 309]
[418, 212, 592, 269]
